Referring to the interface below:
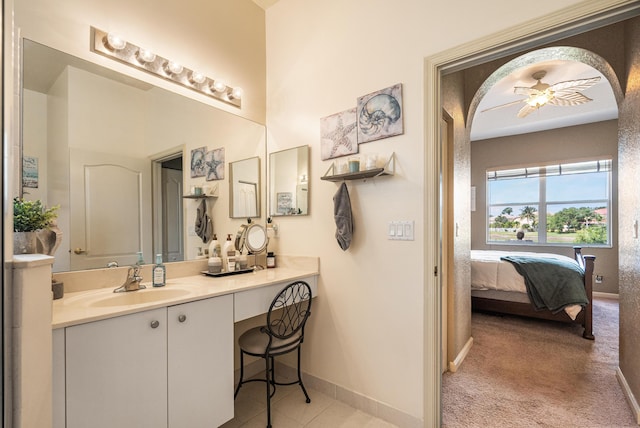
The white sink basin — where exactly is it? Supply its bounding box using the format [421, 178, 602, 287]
[89, 288, 193, 307]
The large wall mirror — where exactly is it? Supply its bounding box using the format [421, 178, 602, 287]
[269, 145, 309, 216]
[229, 157, 261, 218]
[21, 39, 265, 272]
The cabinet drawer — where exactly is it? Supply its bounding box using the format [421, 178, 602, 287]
[234, 276, 316, 321]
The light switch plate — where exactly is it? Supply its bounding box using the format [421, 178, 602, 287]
[388, 220, 415, 240]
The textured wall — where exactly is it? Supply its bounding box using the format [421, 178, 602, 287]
[618, 15, 640, 411]
[442, 72, 472, 361]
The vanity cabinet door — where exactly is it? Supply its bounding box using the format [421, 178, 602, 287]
[167, 295, 234, 428]
[65, 308, 168, 428]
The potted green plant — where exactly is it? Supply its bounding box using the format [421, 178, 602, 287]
[13, 197, 59, 254]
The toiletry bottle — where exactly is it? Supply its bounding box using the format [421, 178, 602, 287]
[152, 254, 166, 287]
[136, 251, 144, 266]
[266, 252, 276, 268]
[222, 234, 234, 270]
[208, 234, 221, 258]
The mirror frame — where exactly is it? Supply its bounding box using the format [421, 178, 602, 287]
[229, 156, 261, 219]
[269, 145, 310, 217]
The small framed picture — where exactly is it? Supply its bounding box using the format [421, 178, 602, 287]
[277, 192, 293, 214]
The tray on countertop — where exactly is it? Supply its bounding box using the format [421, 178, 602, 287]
[201, 268, 254, 277]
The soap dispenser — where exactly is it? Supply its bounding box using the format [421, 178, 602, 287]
[222, 234, 234, 270]
[208, 234, 221, 258]
[152, 254, 166, 287]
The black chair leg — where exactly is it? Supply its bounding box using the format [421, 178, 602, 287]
[265, 355, 272, 428]
[234, 350, 244, 399]
[297, 347, 311, 403]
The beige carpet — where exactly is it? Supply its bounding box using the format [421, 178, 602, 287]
[442, 298, 637, 427]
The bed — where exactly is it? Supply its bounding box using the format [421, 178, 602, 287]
[470, 247, 596, 340]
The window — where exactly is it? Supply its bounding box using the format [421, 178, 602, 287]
[486, 159, 611, 246]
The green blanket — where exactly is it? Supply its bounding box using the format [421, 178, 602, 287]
[501, 254, 588, 313]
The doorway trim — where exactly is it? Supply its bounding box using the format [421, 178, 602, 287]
[150, 146, 186, 260]
[423, 1, 640, 426]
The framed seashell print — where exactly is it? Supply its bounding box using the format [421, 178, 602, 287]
[190, 146, 207, 177]
[357, 83, 404, 143]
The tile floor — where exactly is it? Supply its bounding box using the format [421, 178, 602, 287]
[221, 379, 398, 428]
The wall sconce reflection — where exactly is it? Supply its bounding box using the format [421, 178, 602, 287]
[91, 27, 242, 108]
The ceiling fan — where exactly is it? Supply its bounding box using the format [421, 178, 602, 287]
[482, 70, 601, 118]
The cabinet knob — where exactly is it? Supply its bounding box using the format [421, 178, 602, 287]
[150, 320, 160, 329]
[178, 314, 187, 323]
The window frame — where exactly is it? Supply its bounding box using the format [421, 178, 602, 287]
[486, 158, 612, 248]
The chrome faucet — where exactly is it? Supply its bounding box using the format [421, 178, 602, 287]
[113, 265, 146, 293]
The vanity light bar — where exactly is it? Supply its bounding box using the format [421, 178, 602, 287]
[90, 27, 242, 108]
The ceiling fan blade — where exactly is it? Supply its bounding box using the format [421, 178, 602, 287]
[547, 92, 593, 106]
[549, 76, 601, 95]
[517, 104, 537, 118]
[480, 98, 526, 113]
[513, 86, 540, 96]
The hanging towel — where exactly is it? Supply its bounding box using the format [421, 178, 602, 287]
[195, 199, 213, 243]
[333, 182, 353, 251]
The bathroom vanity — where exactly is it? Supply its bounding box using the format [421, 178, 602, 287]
[51, 258, 319, 428]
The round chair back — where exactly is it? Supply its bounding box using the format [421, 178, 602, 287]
[266, 281, 312, 340]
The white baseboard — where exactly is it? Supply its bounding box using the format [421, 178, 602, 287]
[593, 291, 619, 300]
[616, 367, 640, 425]
[274, 362, 423, 428]
[448, 336, 473, 373]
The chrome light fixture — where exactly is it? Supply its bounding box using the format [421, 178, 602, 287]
[91, 27, 242, 108]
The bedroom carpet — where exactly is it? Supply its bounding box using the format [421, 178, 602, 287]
[442, 298, 637, 427]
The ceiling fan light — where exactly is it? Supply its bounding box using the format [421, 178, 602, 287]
[526, 91, 553, 108]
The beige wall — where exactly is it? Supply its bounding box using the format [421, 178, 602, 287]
[471, 120, 620, 294]
[619, 15, 640, 417]
[264, 0, 586, 421]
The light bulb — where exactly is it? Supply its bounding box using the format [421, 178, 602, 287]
[229, 87, 243, 100]
[211, 80, 227, 92]
[105, 33, 127, 51]
[189, 71, 207, 85]
[136, 48, 156, 64]
[164, 61, 183, 75]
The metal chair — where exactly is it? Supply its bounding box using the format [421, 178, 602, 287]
[234, 280, 312, 428]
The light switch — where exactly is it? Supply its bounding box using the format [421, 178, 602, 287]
[396, 224, 404, 237]
[404, 221, 414, 240]
[388, 222, 396, 238]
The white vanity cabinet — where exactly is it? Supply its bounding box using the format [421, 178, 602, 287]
[167, 296, 234, 427]
[62, 295, 233, 428]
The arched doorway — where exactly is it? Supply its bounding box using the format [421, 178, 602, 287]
[423, 2, 640, 426]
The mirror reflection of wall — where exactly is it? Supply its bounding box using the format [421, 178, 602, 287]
[21, 39, 266, 272]
[269, 146, 309, 216]
[229, 157, 261, 218]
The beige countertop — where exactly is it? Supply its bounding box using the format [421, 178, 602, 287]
[53, 261, 319, 329]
